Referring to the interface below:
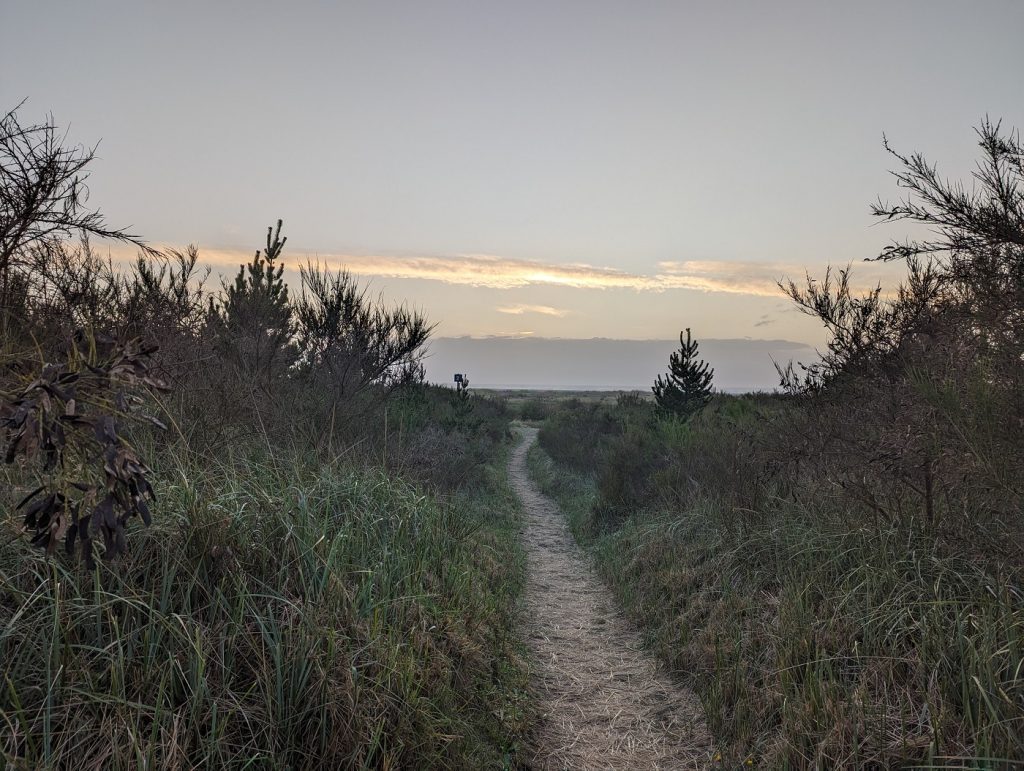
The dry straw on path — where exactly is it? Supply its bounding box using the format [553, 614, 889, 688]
[510, 426, 712, 770]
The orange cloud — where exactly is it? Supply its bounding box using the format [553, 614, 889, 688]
[496, 304, 570, 316]
[657, 259, 908, 297]
[103, 243, 904, 299]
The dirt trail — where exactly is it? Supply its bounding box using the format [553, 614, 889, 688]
[510, 427, 712, 770]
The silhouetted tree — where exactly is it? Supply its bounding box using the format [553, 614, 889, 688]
[0, 102, 149, 285]
[0, 102, 155, 350]
[777, 259, 942, 392]
[871, 118, 1024, 261]
[781, 119, 1024, 394]
[776, 119, 1024, 538]
[209, 220, 295, 392]
[652, 328, 713, 418]
[294, 262, 431, 399]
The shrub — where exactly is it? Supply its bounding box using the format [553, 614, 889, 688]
[0, 102, 531, 767]
[1, 332, 166, 567]
[775, 120, 1024, 554]
[537, 398, 628, 472]
[516, 396, 552, 421]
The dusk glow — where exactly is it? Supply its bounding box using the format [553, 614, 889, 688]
[3, 0, 1022, 384]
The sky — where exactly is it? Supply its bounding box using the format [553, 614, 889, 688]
[3, 1, 1023, 385]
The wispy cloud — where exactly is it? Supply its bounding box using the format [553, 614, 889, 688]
[496, 304, 570, 317]
[655, 260, 795, 296]
[110, 244, 904, 299]
[338, 254, 651, 291]
[656, 260, 862, 297]
[199, 249, 797, 296]
[655, 259, 908, 297]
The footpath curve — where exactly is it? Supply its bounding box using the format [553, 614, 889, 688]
[510, 426, 712, 770]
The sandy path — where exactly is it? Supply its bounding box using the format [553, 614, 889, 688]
[510, 427, 712, 770]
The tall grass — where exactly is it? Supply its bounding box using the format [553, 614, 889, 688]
[529, 405, 1024, 769]
[1, 441, 531, 769]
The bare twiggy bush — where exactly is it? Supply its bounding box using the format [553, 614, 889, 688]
[0, 101, 150, 290]
[0, 102, 530, 769]
[295, 261, 432, 401]
[533, 121, 1024, 767]
[775, 121, 1024, 550]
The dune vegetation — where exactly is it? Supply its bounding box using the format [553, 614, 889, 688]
[529, 122, 1024, 768]
[3, 98, 1023, 771]
[0, 105, 531, 769]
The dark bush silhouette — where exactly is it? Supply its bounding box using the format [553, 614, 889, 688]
[776, 120, 1024, 546]
[652, 328, 713, 419]
[295, 261, 431, 401]
[2, 332, 166, 566]
[0, 102, 149, 284]
[534, 120, 1024, 767]
[0, 100, 531, 770]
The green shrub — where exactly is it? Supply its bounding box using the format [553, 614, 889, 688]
[516, 397, 551, 422]
[592, 422, 668, 530]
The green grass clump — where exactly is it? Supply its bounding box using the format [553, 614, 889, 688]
[1, 446, 531, 769]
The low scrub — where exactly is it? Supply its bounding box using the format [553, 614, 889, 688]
[532, 123, 1024, 764]
[1, 444, 530, 769]
[0, 102, 534, 768]
[530, 426, 1024, 767]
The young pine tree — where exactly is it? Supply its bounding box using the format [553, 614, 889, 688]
[210, 220, 296, 392]
[652, 328, 714, 418]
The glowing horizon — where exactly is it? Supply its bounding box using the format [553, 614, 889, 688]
[109, 241, 907, 298]
[6, 1, 1021, 347]
[94, 240, 910, 343]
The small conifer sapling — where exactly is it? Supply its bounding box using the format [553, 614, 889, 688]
[652, 328, 714, 419]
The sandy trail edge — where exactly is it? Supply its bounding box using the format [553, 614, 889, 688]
[511, 427, 712, 770]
